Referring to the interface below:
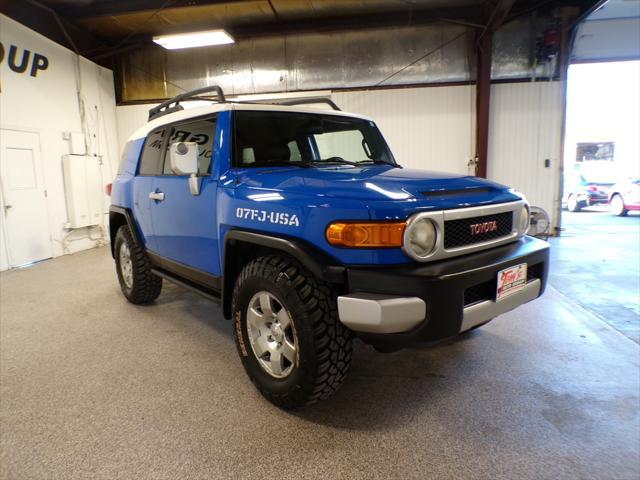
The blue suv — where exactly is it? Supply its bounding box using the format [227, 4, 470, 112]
[109, 86, 549, 408]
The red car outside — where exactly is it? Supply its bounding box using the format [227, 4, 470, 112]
[609, 178, 640, 216]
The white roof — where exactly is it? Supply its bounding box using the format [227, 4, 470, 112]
[128, 102, 374, 142]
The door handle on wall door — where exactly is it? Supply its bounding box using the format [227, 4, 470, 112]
[4, 204, 12, 211]
[149, 191, 165, 202]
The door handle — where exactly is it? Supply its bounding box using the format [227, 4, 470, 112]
[4, 204, 12, 211]
[149, 191, 165, 202]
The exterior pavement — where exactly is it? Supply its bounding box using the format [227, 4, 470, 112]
[549, 209, 640, 343]
[1, 246, 639, 480]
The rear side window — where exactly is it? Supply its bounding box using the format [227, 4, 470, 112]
[163, 117, 217, 175]
[138, 128, 167, 175]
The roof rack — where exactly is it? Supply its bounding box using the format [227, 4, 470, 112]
[272, 98, 341, 111]
[147, 85, 342, 121]
[148, 85, 226, 121]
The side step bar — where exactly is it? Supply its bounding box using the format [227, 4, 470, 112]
[151, 268, 221, 303]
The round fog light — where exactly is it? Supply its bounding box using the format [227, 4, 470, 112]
[404, 218, 437, 260]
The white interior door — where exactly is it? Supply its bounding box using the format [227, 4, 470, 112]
[0, 129, 52, 267]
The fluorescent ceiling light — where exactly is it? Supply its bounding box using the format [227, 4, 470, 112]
[153, 29, 234, 50]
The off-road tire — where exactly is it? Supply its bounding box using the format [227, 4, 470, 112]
[114, 225, 162, 304]
[232, 255, 353, 409]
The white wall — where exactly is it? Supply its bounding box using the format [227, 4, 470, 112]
[487, 81, 564, 232]
[334, 86, 476, 175]
[0, 14, 119, 270]
[116, 82, 562, 230]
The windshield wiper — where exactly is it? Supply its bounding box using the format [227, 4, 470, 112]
[316, 156, 358, 165]
[356, 160, 402, 168]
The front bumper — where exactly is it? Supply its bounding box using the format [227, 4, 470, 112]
[338, 236, 549, 350]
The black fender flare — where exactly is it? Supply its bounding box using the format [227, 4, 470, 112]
[222, 229, 346, 318]
[108, 206, 143, 257]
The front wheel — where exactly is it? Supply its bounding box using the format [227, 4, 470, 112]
[610, 194, 628, 216]
[232, 255, 353, 409]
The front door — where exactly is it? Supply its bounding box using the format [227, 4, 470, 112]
[132, 127, 168, 252]
[0, 129, 52, 267]
[149, 116, 220, 276]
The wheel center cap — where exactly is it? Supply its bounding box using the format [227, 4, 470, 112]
[271, 323, 284, 342]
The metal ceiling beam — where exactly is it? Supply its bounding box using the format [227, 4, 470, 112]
[231, 7, 485, 37]
[79, 4, 486, 61]
[0, 0, 111, 59]
[93, 5, 485, 42]
[54, 0, 260, 19]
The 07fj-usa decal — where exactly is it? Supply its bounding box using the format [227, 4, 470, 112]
[236, 208, 300, 227]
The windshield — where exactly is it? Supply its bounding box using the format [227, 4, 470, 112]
[233, 110, 396, 168]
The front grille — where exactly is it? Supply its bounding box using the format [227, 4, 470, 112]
[444, 211, 513, 249]
[463, 262, 544, 307]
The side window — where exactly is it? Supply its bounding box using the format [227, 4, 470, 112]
[164, 117, 217, 175]
[138, 128, 167, 175]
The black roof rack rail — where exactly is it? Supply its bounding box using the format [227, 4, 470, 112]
[148, 87, 341, 121]
[274, 98, 341, 111]
[148, 85, 226, 121]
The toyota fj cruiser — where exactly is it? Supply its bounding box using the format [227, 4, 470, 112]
[109, 86, 549, 409]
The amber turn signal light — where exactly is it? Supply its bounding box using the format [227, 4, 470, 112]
[326, 222, 406, 247]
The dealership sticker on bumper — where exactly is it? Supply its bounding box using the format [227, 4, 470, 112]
[497, 263, 527, 301]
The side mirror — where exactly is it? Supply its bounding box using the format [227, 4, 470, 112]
[169, 142, 201, 196]
[169, 142, 199, 175]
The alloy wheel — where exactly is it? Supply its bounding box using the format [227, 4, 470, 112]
[119, 242, 134, 289]
[246, 291, 298, 378]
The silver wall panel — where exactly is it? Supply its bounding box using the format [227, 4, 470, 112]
[118, 16, 556, 102]
[119, 23, 472, 101]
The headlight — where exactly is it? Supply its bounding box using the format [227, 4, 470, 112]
[518, 205, 530, 234]
[404, 217, 437, 260]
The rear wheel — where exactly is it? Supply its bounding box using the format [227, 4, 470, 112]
[114, 226, 162, 304]
[610, 194, 628, 216]
[567, 194, 584, 212]
[232, 255, 352, 409]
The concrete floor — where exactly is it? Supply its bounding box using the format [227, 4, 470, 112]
[1, 247, 639, 480]
[549, 209, 640, 343]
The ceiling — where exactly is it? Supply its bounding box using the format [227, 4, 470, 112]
[1, 0, 599, 64]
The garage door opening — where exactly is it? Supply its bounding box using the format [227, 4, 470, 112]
[550, 59, 640, 343]
[562, 60, 640, 219]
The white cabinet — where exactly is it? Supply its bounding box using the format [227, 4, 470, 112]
[62, 155, 103, 228]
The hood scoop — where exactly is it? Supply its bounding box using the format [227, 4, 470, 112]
[421, 187, 491, 198]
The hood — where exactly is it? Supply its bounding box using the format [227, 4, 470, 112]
[230, 164, 520, 208]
